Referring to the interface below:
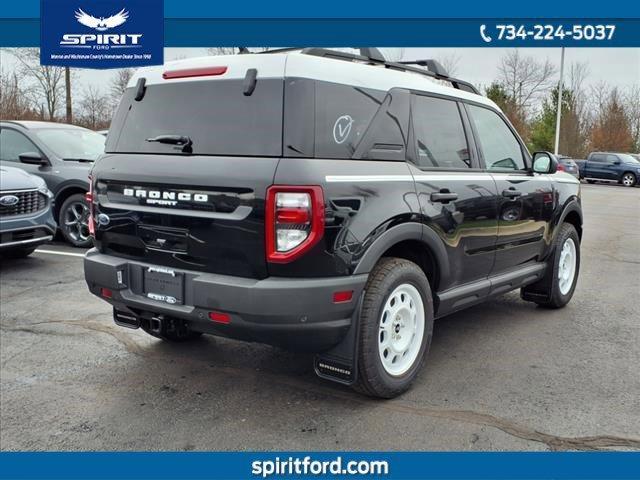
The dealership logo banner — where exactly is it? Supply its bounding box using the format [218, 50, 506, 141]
[40, 0, 163, 68]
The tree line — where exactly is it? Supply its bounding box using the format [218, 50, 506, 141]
[481, 51, 639, 157]
[0, 48, 133, 131]
[1, 48, 639, 156]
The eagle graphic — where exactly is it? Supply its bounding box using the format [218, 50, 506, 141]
[74, 8, 129, 31]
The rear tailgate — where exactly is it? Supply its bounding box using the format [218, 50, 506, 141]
[93, 154, 277, 279]
[94, 54, 287, 279]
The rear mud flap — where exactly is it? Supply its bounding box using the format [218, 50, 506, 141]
[313, 292, 365, 386]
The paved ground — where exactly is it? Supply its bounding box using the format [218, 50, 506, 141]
[1, 184, 639, 451]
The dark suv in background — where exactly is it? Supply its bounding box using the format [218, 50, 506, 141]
[0, 121, 105, 247]
[575, 152, 640, 187]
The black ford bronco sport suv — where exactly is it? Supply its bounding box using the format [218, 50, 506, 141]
[84, 48, 583, 398]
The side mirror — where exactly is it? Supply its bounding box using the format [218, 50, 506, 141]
[18, 152, 47, 165]
[613, 159, 621, 165]
[532, 151, 558, 174]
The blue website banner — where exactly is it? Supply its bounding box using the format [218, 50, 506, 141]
[39, 0, 163, 68]
[1, 452, 639, 479]
[2, 0, 640, 19]
[3, 18, 640, 48]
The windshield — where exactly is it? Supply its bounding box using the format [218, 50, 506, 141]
[618, 153, 640, 164]
[35, 128, 105, 161]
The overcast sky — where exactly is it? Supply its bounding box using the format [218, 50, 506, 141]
[1, 47, 638, 98]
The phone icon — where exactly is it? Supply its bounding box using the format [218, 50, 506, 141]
[480, 24, 493, 43]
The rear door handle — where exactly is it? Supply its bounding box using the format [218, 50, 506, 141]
[502, 189, 523, 198]
[430, 191, 459, 203]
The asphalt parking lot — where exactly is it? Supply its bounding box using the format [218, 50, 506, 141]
[1, 183, 639, 451]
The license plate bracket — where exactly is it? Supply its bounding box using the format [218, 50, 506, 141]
[143, 267, 184, 305]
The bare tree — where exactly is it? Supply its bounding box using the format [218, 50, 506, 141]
[77, 86, 110, 130]
[109, 68, 134, 107]
[7, 48, 66, 121]
[0, 73, 39, 120]
[435, 52, 461, 77]
[589, 87, 634, 152]
[497, 50, 557, 116]
[64, 67, 72, 123]
[207, 47, 239, 56]
[623, 85, 640, 152]
[560, 62, 591, 157]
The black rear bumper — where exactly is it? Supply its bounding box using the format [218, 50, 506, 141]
[84, 249, 367, 351]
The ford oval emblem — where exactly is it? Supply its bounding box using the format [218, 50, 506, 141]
[0, 195, 19, 207]
[97, 213, 110, 226]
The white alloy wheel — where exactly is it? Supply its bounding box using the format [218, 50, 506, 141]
[558, 237, 577, 295]
[378, 283, 425, 376]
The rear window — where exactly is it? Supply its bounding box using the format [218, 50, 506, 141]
[107, 78, 283, 157]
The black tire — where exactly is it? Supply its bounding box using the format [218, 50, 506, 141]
[621, 172, 637, 187]
[521, 223, 580, 309]
[59, 193, 92, 248]
[2, 247, 36, 259]
[353, 257, 434, 398]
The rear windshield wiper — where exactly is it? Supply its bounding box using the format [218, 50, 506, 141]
[146, 135, 193, 153]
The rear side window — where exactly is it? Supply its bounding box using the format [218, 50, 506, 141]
[0, 129, 39, 162]
[107, 78, 284, 157]
[315, 82, 386, 159]
[467, 104, 526, 171]
[411, 95, 471, 169]
[590, 154, 605, 162]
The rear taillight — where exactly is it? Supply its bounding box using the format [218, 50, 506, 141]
[86, 175, 95, 237]
[265, 186, 324, 263]
[557, 164, 565, 171]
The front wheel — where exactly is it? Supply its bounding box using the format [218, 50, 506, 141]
[521, 223, 580, 308]
[621, 172, 637, 187]
[59, 193, 92, 248]
[354, 258, 434, 398]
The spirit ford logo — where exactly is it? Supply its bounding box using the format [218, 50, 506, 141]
[123, 188, 209, 207]
[60, 8, 142, 47]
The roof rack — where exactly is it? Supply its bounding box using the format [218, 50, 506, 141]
[245, 47, 480, 95]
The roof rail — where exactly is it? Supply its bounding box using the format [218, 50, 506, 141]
[299, 48, 480, 95]
[248, 47, 480, 95]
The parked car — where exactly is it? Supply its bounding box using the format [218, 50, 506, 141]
[574, 152, 640, 187]
[84, 48, 582, 398]
[0, 165, 56, 258]
[556, 156, 580, 179]
[0, 121, 105, 247]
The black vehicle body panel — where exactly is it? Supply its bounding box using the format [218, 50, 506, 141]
[93, 153, 277, 279]
[85, 59, 582, 356]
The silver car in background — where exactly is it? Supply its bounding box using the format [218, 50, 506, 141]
[0, 166, 56, 258]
